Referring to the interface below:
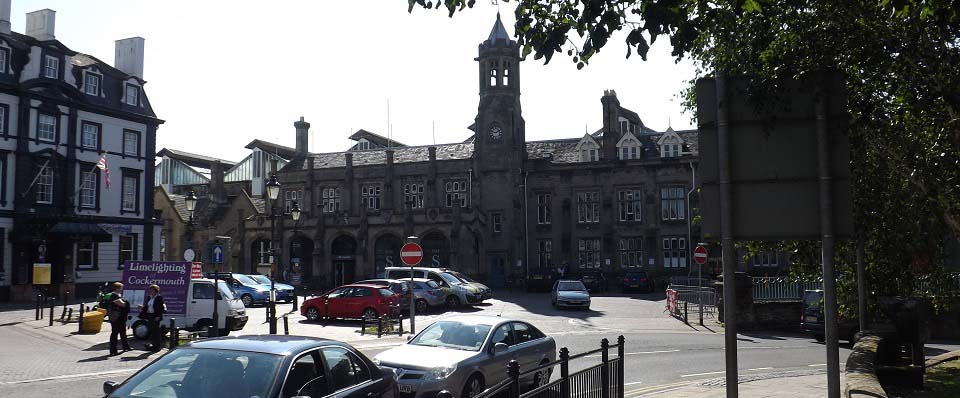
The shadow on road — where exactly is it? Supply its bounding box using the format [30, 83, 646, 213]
[77, 354, 111, 363]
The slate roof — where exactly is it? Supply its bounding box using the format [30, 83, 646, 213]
[349, 129, 407, 148]
[165, 192, 190, 222]
[248, 196, 266, 214]
[245, 140, 298, 160]
[487, 13, 511, 43]
[157, 148, 237, 169]
[308, 142, 475, 169]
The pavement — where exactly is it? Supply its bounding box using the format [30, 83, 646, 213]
[1, 290, 957, 398]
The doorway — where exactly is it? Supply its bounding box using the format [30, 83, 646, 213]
[331, 235, 358, 287]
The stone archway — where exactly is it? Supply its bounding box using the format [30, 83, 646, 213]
[331, 235, 358, 286]
[421, 231, 450, 268]
[289, 235, 313, 284]
[374, 234, 402, 277]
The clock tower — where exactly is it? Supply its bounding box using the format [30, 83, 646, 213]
[473, 13, 525, 169]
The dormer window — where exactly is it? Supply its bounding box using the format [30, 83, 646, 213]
[660, 142, 681, 158]
[356, 139, 371, 151]
[0, 48, 9, 74]
[44, 55, 59, 79]
[581, 148, 598, 162]
[84, 72, 101, 96]
[657, 130, 684, 158]
[124, 83, 139, 106]
[617, 132, 641, 160]
[576, 134, 601, 162]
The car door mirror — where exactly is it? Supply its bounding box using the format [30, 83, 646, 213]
[493, 342, 508, 354]
[103, 380, 119, 395]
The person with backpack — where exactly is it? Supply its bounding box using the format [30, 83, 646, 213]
[105, 282, 131, 356]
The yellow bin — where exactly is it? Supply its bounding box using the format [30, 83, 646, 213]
[80, 310, 106, 334]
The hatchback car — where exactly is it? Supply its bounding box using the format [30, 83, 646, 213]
[102, 335, 396, 398]
[374, 315, 556, 398]
[621, 270, 654, 293]
[410, 278, 447, 312]
[248, 274, 296, 303]
[207, 272, 271, 307]
[355, 279, 413, 312]
[301, 284, 400, 321]
[551, 280, 592, 310]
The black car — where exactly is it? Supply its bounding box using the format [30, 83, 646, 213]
[621, 270, 654, 293]
[102, 335, 397, 398]
[800, 290, 859, 343]
[575, 268, 607, 293]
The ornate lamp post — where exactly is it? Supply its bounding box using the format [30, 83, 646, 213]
[184, 190, 198, 249]
[289, 201, 302, 309]
[266, 174, 281, 334]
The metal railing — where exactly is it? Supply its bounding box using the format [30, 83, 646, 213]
[441, 336, 625, 398]
[751, 277, 823, 301]
[666, 285, 716, 324]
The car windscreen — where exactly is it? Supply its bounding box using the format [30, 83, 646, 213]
[451, 271, 476, 283]
[439, 272, 463, 285]
[107, 348, 282, 398]
[378, 288, 396, 297]
[234, 274, 259, 286]
[249, 275, 271, 285]
[426, 280, 441, 289]
[558, 281, 587, 291]
[410, 321, 492, 351]
[218, 281, 236, 300]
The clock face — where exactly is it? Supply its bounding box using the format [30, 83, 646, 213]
[489, 126, 503, 141]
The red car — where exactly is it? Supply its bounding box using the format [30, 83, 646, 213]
[300, 284, 399, 321]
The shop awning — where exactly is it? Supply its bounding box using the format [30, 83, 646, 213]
[48, 222, 113, 242]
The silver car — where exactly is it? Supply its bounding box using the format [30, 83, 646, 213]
[411, 278, 447, 311]
[551, 280, 592, 310]
[374, 315, 557, 398]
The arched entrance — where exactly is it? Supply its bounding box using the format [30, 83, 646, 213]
[374, 234, 402, 277]
[331, 235, 357, 286]
[289, 236, 313, 285]
[421, 231, 450, 268]
[250, 238, 273, 276]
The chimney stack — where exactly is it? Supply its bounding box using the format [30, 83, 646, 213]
[114, 37, 145, 79]
[601, 89, 621, 160]
[294, 116, 310, 157]
[0, 1, 11, 35]
[26, 9, 55, 41]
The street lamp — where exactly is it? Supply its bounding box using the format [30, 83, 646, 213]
[185, 190, 198, 214]
[289, 201, 302, 309]
[290, 201, 301, 222]
[266, 174, 281, 335]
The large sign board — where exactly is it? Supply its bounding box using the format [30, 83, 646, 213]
[32, 263, 51, 285]
[697, 73, 853, 241]
[122, 261, 192, 314]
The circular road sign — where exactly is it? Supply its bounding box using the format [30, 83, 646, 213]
[400, 243, 423, 266]
[184, 248, 196, 262]
[694, 245, 708, 265]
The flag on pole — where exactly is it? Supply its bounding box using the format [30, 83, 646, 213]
[97, 153, 110, 189]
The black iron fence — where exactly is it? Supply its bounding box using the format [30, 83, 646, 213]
[440, 336, 625, 398]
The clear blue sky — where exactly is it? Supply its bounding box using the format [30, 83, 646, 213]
[14, 0, 697, 161]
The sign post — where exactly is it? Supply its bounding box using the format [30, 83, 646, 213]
[694, 244, 708, 325]
[210, 242, 224, 337]
[401, 241, 423, 334]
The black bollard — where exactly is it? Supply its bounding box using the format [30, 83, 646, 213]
[283, 315, 289, 335]
[48, 297, 55, 327]
[35, 295, 41, 320]
[77, 304, 84, 334]
[168, 318, 176, 348]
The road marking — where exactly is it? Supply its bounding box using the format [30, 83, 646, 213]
[746, 367, 773, 371]
[1, 368, 139, 385]
[680, 370, 725, 378]
[808, 363, 826, 367]
[623, 381, 644, 386]
[587, 349, 680, 358]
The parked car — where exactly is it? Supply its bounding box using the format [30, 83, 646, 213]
[800, 289, 860, 343]
[448, 271, 493, 300]
[526, 267, 557, 292]
[385, 267, 485, 308]
[102, 335, 397, 398]
[206, 272, 271, 307]
[300, 284, 400, 321]
[374, 315, 556, 398]
[248, 274, 296, 303]
[551, 280, 591, 310]
[575, 268, 607, 293]
[355, 279, 413, 312]
[621, 270, 654, 293]
[410, 278, 447, 312]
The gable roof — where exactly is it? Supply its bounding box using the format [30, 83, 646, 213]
[245, 139, 298, 160]
[348, 129, 407, 148]
[157, 148, 237, 169]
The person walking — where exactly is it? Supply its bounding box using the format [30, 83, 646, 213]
[105, 282, 131, 356]
[140, 284, 166, 352]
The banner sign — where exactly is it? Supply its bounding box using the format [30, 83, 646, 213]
[122, 261, 192, 314]
[32, 263, 51, 285]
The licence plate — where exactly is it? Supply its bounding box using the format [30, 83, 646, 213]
[398, 384, 413, 393]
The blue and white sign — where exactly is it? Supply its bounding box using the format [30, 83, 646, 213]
[211, 244, 224, 264]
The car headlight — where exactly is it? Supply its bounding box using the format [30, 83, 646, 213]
[428, 365, 457, 380]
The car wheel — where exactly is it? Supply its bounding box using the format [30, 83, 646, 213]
[305, 307, 320, 322]
[416, 299, 429, 314]
[462, 373, 485, 398]
[362, 308, 379, 320]
[532, 361, 552, 389]
[132, 320, 149, 340]
[446, 295, 461, 310]
[241, 294, 253, 307]
[551, 299, 557, 309]
[195, 318, 213, 333]
[815, 334, 825, 343]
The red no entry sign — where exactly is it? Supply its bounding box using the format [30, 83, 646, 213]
[400, 243, 423, 266]
[694, 245, 708, 265]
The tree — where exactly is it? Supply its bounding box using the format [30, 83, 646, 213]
[407, 0, 960, 310]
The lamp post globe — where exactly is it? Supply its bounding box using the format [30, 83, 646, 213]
[185, 190, 198, 213]
[290, 201, 301, 222]
[266, 173, 281, 201]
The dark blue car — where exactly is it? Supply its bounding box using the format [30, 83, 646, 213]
[103, 335, 397, 398]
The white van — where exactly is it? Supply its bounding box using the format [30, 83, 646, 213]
[127, 278, 247, 339]
[385, 267, 485, 308]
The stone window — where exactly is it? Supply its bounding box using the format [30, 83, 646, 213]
[660, 186, 686, 221]
[321, 187, 341, 213]
[284, 189, 303, 213]
[253, 239, 273, 265]
[753, 252, 779, 267]
[536, 193, 551, 224]
[619, 237, 643, 268]
[577, 191, 600, 223]
[445, 180, 468, 207]
[403, 183, 424, 209]
[618, 189, 642, 222]
[362, 185, 381, 210]
[662, 237, 687, 268]
[577, 238, 601, 269]
[0, 48, 8, 74]
[491, 213, 503, 233]
[489, 60, 498, 86]
[538, 240, 552, 268]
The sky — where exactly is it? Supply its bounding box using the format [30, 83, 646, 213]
[13, 0, 697, 162]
